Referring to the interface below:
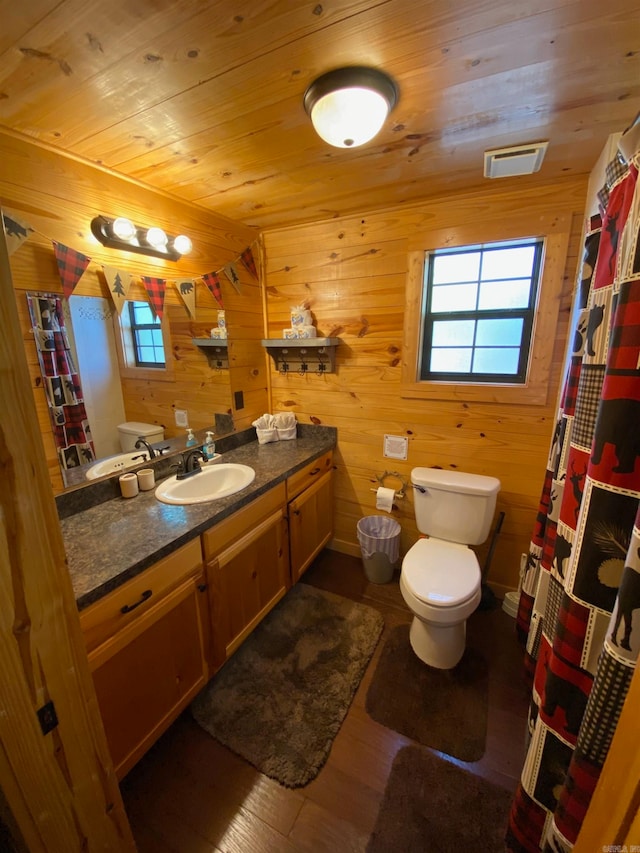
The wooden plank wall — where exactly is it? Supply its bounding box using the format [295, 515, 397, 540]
[262, 176, 588, 594]
[0, 130, 268, 495]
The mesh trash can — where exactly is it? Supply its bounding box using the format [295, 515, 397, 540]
[357, 515, 401, 584]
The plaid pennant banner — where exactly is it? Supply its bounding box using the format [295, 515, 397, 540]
[53, 241, 91, 299]
[223, 261, 241, 293]
[240, 246, 258, 279]
[202, 271, 224, 309]
[141, 276, 167, 320]
[175, 278, 197, 318]
[2, 211, 34, 255]
[103, 266, 133, 315]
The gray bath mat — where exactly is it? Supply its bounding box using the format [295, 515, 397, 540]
[365, 623, 489, 761]
[367, 745, 513, 852]
[191, 583, 384, 788]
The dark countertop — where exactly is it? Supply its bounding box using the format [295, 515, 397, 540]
[61, 426, 336, 611]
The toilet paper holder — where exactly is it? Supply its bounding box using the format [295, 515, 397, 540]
[370, 471, 408, 500]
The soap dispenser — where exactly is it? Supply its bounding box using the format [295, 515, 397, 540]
[185, 428, 197, 448]
[203, 431, 216, 461]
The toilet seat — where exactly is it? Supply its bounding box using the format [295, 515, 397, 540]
[402, 538, 480, 607]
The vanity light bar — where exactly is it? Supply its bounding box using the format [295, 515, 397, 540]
[90, 215, 192, 261]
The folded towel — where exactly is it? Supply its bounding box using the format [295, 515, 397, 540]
[274, 412, 296, 429]
[252, 413, 277, 430]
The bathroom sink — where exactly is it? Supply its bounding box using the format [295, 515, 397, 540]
[85, 451, 150, 480]
[155, 463, 255, 505]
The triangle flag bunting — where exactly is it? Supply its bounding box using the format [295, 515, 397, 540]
[103, 266, 133, 315]
[2, 211, 34, 255]
[240, 246, 258, 279]
[223, 261, 241, 293]
[175, 278, 197, 318]
[53, 241, 91, 298]
[141, 276, 167, 320]
[202, 271, 224, 308]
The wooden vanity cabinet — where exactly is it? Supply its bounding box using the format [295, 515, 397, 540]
[202, 483, 290, 671]
[79, 538, 208, 780]
[287, 451, 333, 583]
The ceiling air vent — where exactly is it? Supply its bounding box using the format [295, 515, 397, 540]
[483, 142, 549, 179]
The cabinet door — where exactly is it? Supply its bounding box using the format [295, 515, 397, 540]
[207, 508, 289, 667]
[88, 572, 209, 780]
[289, 469, 333, 583]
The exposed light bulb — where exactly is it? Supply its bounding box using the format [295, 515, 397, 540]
[173, 234, 192, 255]
[112, 217, 136, 240]
[146, 227, 168, 248]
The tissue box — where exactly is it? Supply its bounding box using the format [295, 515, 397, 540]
[296, 325, 317, 339]
[210, 327, 227, 339]
[217, 310, 226, 328]
[291, 306, 312, 326]
[282, 328, 298, 339]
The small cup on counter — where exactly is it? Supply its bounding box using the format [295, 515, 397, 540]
[119, 472, 139, 498]
[137, 468, 155, 491]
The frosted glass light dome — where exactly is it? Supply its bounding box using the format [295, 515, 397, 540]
[304, 67, 398, 149]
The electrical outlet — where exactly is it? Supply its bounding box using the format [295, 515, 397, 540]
[175, 409, 188, 428]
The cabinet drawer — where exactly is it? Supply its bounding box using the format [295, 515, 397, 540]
[202, 482, 286, 559]
[286, 451, 333, 501]
[80, 537, 203, 653]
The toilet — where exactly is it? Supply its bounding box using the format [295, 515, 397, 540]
[117, 421, 165, 453]
[400, 467, 500, 670]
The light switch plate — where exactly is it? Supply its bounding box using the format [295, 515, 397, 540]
[383, 434, 408, 460]
[175, 409, 188, 427]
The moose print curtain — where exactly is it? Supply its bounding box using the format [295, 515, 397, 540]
[26, 293, 96, 473]
[506, 155, 640, 851]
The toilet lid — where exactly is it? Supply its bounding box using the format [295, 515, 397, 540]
[402, 538, 480, 606]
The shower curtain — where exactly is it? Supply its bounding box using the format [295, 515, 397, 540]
[26, 293, 96, 473]
[506, 150, 640, 852]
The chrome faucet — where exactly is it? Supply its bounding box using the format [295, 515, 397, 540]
[134, 437, 157, 459]
[176, 448, 205, 480]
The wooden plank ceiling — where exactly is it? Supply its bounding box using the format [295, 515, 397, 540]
[0, 0, 638, 230]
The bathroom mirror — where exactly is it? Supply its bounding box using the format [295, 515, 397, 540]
[27, 292, 234, 488]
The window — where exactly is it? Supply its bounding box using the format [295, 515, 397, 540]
[420, 239, 543, 384]
[127, 301, 166, 368]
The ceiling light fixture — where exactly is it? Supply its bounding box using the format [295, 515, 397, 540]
[90, 215, 192, 261]
[303, 66, 398, 149]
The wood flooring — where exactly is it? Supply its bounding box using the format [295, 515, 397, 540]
[120, 550, 530, 852]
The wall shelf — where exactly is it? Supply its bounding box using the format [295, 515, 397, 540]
[261, 338, 340, 374]
[192, 338, 229, 369]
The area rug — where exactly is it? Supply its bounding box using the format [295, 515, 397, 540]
[365, 623, 488, 761]
[367, 746, 513, 853]
[191, 583, 384, 788]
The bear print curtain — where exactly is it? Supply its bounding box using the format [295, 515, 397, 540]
[26, 293, 96, 474]
[506, 151, 640, 851]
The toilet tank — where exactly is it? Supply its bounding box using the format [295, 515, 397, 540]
[117, 421, 165, 453]
[411, 468, 500, 545]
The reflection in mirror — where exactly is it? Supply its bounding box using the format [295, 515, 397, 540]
[27, 293, 236, 490]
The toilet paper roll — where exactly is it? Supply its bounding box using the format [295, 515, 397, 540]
[375, 486, 395, 513]
[137, 468, 155, 491]
[119, 472, 139, 498]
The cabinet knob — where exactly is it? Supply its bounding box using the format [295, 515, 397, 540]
[251, 570, 257, 579]
[197, 583, 208, 593]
